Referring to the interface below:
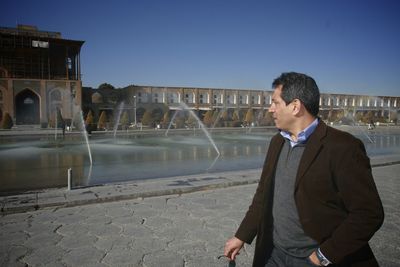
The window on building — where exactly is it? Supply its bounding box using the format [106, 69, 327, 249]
[184, 93, 194, 103]
[32, 40, 49, 48]
[138, 92, 148, 103]
[67, 58, 72, 69]
[239, 95, 243, 104]
[153, 93, 159, 103]
[213, 94, 223, 104]
[24, 97, 34, 104]
[265, 95, 272, 105]
[168, 93, 176, 103]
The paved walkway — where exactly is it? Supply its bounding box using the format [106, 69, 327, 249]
[1, 156, 400, 266]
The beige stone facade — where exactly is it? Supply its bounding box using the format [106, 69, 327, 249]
[83, 85, 400, 126]
[0, 25, 83, 126]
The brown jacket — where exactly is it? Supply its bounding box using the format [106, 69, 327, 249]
[235, 121, 384, 266]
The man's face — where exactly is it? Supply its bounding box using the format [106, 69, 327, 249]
[268, 85, 295, 131]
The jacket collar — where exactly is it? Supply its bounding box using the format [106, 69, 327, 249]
[294, 120, 328, 190]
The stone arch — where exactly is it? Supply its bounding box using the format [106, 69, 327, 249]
[49, 89, 63, 115]
[15, 89, 40, 124]
[0, 88, 4, 104]
[0, 67, 8, 78]
[136, 107, 145, 122]
[0, 88, 4, 122]
[48, 88, 63, 118]
[151, 107, 164, 122]
[92, 92, 103, 104]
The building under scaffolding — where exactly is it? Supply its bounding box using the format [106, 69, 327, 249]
[0, 24, 84, 125]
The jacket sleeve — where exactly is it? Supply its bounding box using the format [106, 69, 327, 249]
[320, 138, 384, 263]
[234, 135, 279, 244]
[235, 170, 267, 244]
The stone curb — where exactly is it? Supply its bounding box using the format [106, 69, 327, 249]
[1, 169, 261, 215]
[1, 159, 399, 215]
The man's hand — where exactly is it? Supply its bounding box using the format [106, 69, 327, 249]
[224, 237, 244, 261]
[309, 251, 322, 266]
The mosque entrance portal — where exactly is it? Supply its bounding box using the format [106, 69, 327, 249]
[15, 89, 40, 124]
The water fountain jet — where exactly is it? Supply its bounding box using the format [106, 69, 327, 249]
[113, 102, 125, 138]
[165, 110, 179, 137]
[80, 110, 93, 165]
[174, 103, 220, 156]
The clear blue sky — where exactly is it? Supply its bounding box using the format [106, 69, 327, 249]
[2, 0, 400, 96]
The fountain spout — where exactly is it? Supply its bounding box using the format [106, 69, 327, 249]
[80, 110, 93, 165]
[170, 102, 221, 156]
[113, 101, 125, 138]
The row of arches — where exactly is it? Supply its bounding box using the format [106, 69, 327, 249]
[0, 88, 65, 125]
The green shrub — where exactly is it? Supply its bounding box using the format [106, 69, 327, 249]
[1, 112, 13, 129]
[203, 110, 214, 127]
[141, 110, 154, 126]
[120, 111, 129, 128]
[98, 111, 108, 130]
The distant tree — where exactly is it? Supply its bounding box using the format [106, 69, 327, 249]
[98, 111, 108, 130]
[56, 108, 65, 128]
[98, 83, 115, 90]
[175, 116, 185, 128]
[174, 111, 185, 128]
[232, 110, 240, 122]
[355, 111, 363, 123]
[220, 110, 230, 127]
[186, 113, 197, 128]
[363, 111, 374, 124]
[231, 110, 241, 127]
[211, 110, 222, 127]
[1, 112, 13, 129]
[152, 108, 164, 124]
[221, 110, 230, 121]
[389, 110, 397, 124]
[48, 113, 56, 128]
[260, 111, 274, 126]
[120, 111, 129, 129]
[333, 110, 345, 123]
[54, 108, 66, 135]
[244, 109, 254, 125]
[161, 111, 170, 128]
[203, 110, 214, 127]
[141, 110, 154, 126]
[85, 110, 94, 125]
[85, 110, 96, 134]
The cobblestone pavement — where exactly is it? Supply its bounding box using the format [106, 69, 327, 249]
[1, 164, 400, 266]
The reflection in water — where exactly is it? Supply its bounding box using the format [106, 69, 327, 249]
[0, 128, 399, 194]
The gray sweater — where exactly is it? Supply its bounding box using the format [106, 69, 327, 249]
[272, 139, 318, 257]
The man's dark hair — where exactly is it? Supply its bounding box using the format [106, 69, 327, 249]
[272, 72, 320, 116]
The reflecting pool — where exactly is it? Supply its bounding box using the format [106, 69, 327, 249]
[0, 127, 399, 194]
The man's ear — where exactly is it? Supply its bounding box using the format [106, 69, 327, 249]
[291, 99, 302, 115]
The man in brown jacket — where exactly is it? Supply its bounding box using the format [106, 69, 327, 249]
[224, 72, 384, 266]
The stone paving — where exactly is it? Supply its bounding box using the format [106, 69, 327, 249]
[1, 161, 400, 266]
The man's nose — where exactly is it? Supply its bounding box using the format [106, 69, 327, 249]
[268, 105, 274, 113]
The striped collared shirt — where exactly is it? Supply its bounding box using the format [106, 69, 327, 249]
[280, 118, 319, 147]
